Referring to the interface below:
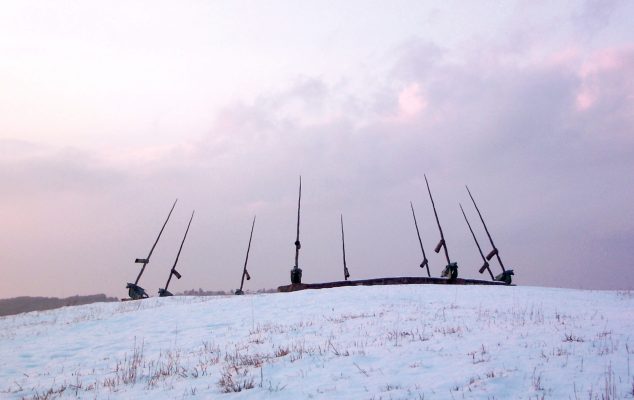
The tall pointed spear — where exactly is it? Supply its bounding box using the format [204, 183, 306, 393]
[425, 175, 458, 279]
[459, 203, 494, 280]
[159, 210, 195, 297]
[235, 216, 256, 295]
[410, 201, 431, 277]
[126, 199, 177, 300]
[340, 214, 350, 281]
[466, 186, 514, 284]
[290, 176, 303, 284]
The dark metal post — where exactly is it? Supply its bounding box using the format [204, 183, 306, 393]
[459, 203, 495, 280]
[290, 176, 303, 284]
[159, 210, 194, 297]
[410, 201, 431, 277]
[235, 216, 256, 295]
[466, 186, 514, 284]
[425, 175, 458, 280]
[127, 199, 177, 299]
[341, 214, 350, 281]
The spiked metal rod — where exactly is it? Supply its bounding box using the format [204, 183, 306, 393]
[290, 176, 303, 284]
[465, 186, 505, 270]
[425, 175, 450, 264]
[459, 203, 495, 280]
[134, 199, 178, 285]
[159, 210, 194, 297]
[424, 175, 458, 279]
[127, 199, 178, 299]
[465, 186, 513, 284]
[410, 201, 431, 277]
[295, 176, 301, 268]
[236, 216, 256, 295]
[340, 214, 350, 281]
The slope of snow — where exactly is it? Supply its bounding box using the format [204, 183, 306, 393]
[1, 285, 633, 399]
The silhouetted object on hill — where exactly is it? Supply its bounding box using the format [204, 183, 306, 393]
[425, 175, 458, 280]
[126, 199, 177, 300]
[290, 176, 303, 284]
[466, 186, 514, 284]
[410, 201, 431, 277]
[278, 276, 507, 292]
[235, 216, 256, 295]
[460, 203, 495, 280]
[159, 210, 195, 297]
[340, 214, 350, 281]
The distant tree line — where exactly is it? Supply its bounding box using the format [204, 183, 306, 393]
[0, 288, 278, 317]
[0, 294, 118, 317]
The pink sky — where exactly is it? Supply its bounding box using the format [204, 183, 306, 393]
[1, 0, 633, 298]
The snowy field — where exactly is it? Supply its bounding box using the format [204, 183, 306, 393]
[1, 285, 634, 399]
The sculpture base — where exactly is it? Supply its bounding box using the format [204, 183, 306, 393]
[278, 276, 511, 293]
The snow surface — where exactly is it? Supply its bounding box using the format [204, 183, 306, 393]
[1, 285, 634, 399]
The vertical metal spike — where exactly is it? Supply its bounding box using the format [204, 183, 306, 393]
[295, 176, 302, 268]
[290, 176, 303, 284]
[341, 214, 350, 280]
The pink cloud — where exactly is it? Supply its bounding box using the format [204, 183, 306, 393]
[575, 46, 634, 112]
[394, 83, 427, 122]
[575, 90, 595, 111]
[549, 47, 581, 67]
[580, 48, 625, 77]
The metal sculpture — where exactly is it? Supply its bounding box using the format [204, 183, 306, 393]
[290, 176, 303, 284]
[425, 176, 458, 280]
[410, 201, 431, 277]
[235, 216, 256, 295]
[340, 214, 350, 281]
[126, 199, 177, 300]
[158, 210, 195, 297]
[466, 186, 514, 284]
[459, 203, 495, 280]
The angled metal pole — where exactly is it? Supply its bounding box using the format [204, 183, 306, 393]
[341, 214, 350, 280]
[466, 186, 506, 272]
[290, 176, 303, 284]
[410, 201, 430, 277]
[466, 186, 514, 284]
[159, 210, 194, 296]
[236, 215, 256, 294]
[459, 203, 494, 280]
[134, 198, 178, 285]
[295, 176, 302, 268]
[127, 199, 178, 300]
[425, 175, 451, 264]
[425, 175, 458, 279]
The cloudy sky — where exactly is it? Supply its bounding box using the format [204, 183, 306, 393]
[1, 0, 633, 298]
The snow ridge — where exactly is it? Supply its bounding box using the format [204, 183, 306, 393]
[1, 285, 633, 399]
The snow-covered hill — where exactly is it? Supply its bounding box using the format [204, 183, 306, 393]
[1, 285, 633, 399]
